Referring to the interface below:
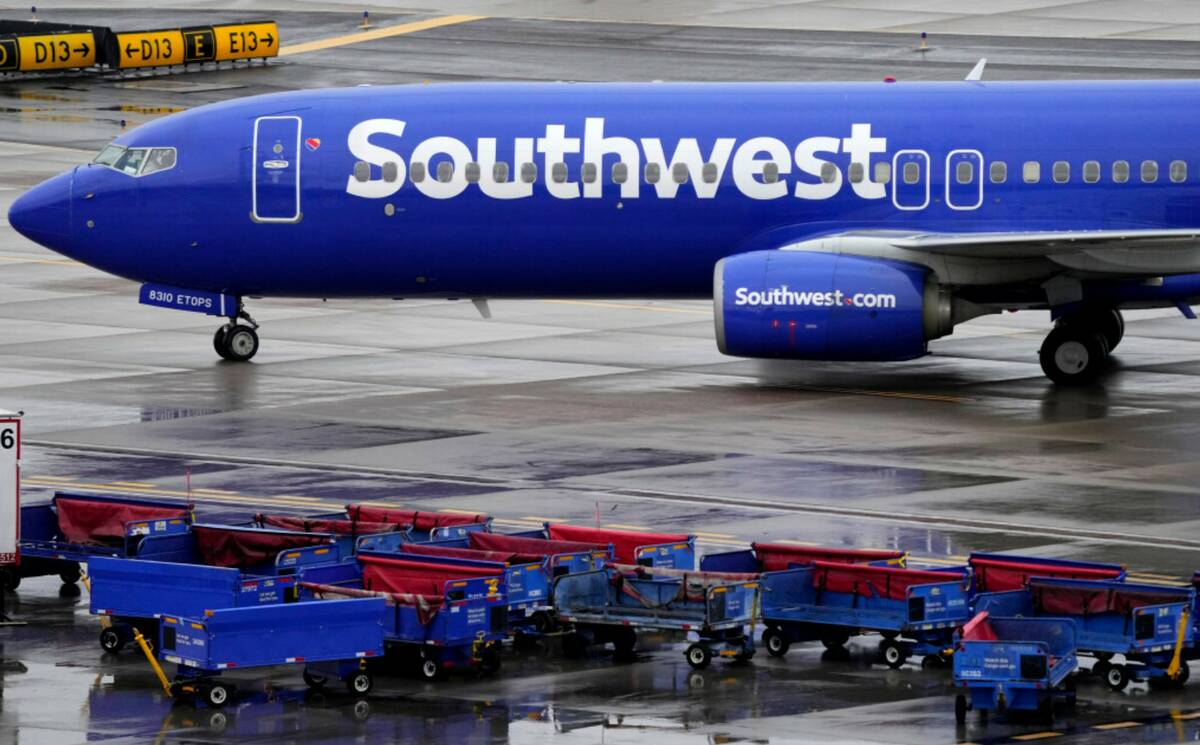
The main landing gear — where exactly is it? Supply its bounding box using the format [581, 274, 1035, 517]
[1039, 308, 1124, 385]
[213, 308, 260, 362]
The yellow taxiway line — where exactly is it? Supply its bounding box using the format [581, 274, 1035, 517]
[279, 15, 486, 57]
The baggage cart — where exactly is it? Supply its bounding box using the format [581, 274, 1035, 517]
[701, 543, 906, 573]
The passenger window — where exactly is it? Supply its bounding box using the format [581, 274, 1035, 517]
[142, 148, 176, 175]
[410, 162, 426, 183]
[436, 162, 453, 183]
[903, 162, 920, 185]
[672, 163, 689, 184]
[1023, 161, 1040, 184]
[521, 162, 537, 184]
[1141, 160, 1158, 183]
[493, 162, 509, 183]
[612, 162, 628, 184]
[1082, 161, 1100, 183]
[582, 162, 597, 184]
[848, 162, 864, 184]
[1052, 161, 1069, 184]
[762, 162, 779, 184]
[644, 163, 661, 184]
[956, 161, 973, 184]
[353, 161, 370, 183]
[116, 148, 147, 175]
[1112, 160, 1129, 183]
[464, 162, 481, 183]
[989, 161, 1006, 183]
[1170, 160, 1187, 183]
[820, 162, 838, 184]
[874, 162, 891, 184]
[702, 162, 718, 184]
[551, 162, 568, 184]
[381, 161, 398, 183]
[93, 144, 125, 166]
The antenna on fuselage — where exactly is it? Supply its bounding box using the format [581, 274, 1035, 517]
[965, 58, 987, 81]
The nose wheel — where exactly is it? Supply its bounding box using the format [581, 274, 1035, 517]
[214, 322, 259, 362]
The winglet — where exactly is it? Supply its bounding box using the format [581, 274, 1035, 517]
[965, 58, 987, 82]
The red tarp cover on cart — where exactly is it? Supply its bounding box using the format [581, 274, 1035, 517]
[751, 543, 905, 571]
[1030, 580, 1189, 615]
[192, 525, 332, 568]
[359, 554, 502, 596]
[548, 525, 688, 563]
[55, 495, 190, 546]
[971, 556, 1124, 592]
[399, 543, 543, 565]
[960, 612, 999, 641]
[254, 514, 399, 536]
[345, 503, 488, 531]
[812, 561, 958, 600]
[468, 532, 605, 556]
[300, 581, 445, 624]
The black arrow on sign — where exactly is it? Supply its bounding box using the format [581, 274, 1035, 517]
[262, 33, 274, 46]
[125, 42, 137, 57]
[75, 42, 89, 55]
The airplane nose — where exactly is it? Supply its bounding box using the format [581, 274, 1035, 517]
[8, 168, 73, 252]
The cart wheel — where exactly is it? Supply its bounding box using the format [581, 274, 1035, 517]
[1104, 664, 1129, 692]
[99, 627, 126, 653]
[921, 653, 950, 670]
[685, 643, 712, 670]
[302, 670, 328, 689]
[419, 658, 444, 681]
[954, 694, 967, 724]
[611, 626, 637, 656]
[820, 630, 850, 651]
[881, 631, 899, 641]
[1092, 659, 1111, 679]
[479, 647, 502, 676]
[346, 672, 373, 695]
[561, 632, 588, 659]
[58, 563, 81, 585]
[1095, 651, 1114, 662]
[880, 640, 907, 670]
[531, 611, 556, 634]
[1, 569, 20, 592]
[206, 683, 231, 708]
[763, 628, 790, 658]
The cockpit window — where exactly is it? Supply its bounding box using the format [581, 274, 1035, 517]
[93, 144, 125, 166]
[142, 148, 177, 175]
[92, 145, 176, 177]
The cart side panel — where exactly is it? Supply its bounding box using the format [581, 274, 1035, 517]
[634, 539, 695, 569]
[89, 556, 240, 617]
[700, 549, 759, 573]
[552, 570, 611, 613]
[761, 568, 816, 615]
[908, 581, 970, 625]
[972, 590, 1034, 617]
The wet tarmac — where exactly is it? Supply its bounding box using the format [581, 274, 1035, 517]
[4, 4, 1200, 744]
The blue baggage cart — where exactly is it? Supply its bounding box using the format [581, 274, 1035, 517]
[89, 555, 304, 653]
[542, 524, 695, 569]
[161, 596, 386, 707]
[758, 561, 970, 668]
[953, 611, 1077, 722]
[974, 577, 1193, 690]
[4, 491, 193, 590]
[342, 503, 492, 542]
[551, 564, 760, 668]
[298, 551, 509, 680]
[701, 543, 906, 572]
[967, 552, 1125, 599]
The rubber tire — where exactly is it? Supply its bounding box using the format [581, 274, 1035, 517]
[611, 626, 637, 656]
[820, 630, 850, 651]
[1039, 325, 1108, 385]
[531, 610, 556, 635]
[302, 670, 328, 689]
[763, 628, 790, 658]
[1105, 663, 1130, 692]
[686, 643, 712, 670]
[1173, 660, 1191, 687]
[0, 569, 19, 592]
[479, 647, 502, 676]
[99, 627, 126, 653]
[880, 640, 907, 670]
[1097, 309, 1125, 353]
[346, 672, 372, 695]
[1092, 659, 1111, 679]
[213, 325, 232, 360]
[561, 632, 588, 659]
[954, 694, 967, 725]
[221, 325, 259, 362]
[419, 658, 443, 681]
[1095, 652, 1114, 663]
[206, 683, 231, 708]
[58, 563, 81, 585]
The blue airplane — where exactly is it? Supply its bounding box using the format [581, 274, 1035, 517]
[9, 79, 1200, 384]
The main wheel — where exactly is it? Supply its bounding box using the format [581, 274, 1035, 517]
[820, 629, 850, 651]
[213, 325, 232, 360]
[1096, 309, 1125, 353]
[685, 643, 712, 670]
[954, 694, 967, 724]
[1104, 663, 1130, 692]
[302, 670, 328, 689]
[206, 683, 231, 708]
[1039, 325, 1108, 385]
[58, 563, 81, 585]
[220, 325, 259, 362]
[99, 627, 126, 653]
[346, 672, 373, 695]
[419, 658, 443, 681]
[880, 640, 907, 669]
[763, 628, 790, 658]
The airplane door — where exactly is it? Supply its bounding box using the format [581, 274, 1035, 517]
[946, 150, 983, 210]
[252, 115, 301, 223]
[891, 150, 929, 211]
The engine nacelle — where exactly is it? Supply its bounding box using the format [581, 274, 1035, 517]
[714, 251, 953, 361]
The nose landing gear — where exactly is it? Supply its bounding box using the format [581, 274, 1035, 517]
[1039, 309, 1123, 385]
[214, 307, 260, 362]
